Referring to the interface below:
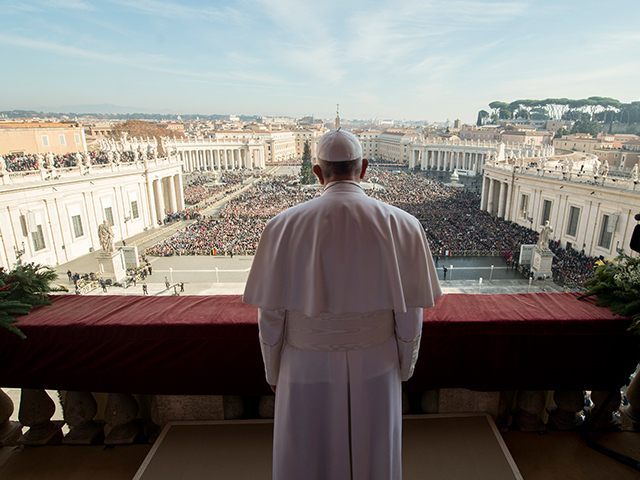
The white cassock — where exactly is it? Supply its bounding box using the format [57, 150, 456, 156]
[244, 181, 442, 480]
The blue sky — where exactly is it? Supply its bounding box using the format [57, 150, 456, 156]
[1, 0, 639, 122]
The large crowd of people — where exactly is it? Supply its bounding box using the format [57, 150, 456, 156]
[3, 152, 80, 171]
[146, 177, 312, 256]
[145, 168, 597, 288]
[183, 172, 245, 205]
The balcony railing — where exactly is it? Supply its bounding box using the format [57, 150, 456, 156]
[0, 292, 638, 448]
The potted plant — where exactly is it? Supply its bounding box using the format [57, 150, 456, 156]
[0, 263, 67, 339]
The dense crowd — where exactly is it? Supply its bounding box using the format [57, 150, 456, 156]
[146, 177, 312, 256]
[146, 168, 597, 288]
[183, 172, 245, 205]
[3, 152, 80, 171]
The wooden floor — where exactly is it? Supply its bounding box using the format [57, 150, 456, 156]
[135, 415, 521, 480]
[1, 416, 639, 479]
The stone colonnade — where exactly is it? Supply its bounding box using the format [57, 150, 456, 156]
[411, 148, 489, 174]
[481, 176, 513, 219]
[147, 173, 184, 224]
[177, 146, 265, 173]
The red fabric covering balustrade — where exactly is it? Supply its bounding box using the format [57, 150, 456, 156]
[0, 293, 636, 395]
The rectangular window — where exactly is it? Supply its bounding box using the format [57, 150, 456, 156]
[32, 225, 46, 251]
[71, 215, 84, 238]
[566, 206, 580, 237]
[41, 135, 49, 147]
[598, 215, 613, 249]
[59, 134, 66, 146]
[519, 194, 529, 218]
[541, 200, 552, 225]
[74, 134, 81, 144]
[104, 207, 114, 226]
[19, 215, 29, 237]
[131, 200, 139, 219]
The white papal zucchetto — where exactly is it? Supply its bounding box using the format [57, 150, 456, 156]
[317, 128, 363, 163]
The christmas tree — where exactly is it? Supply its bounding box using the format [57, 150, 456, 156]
[300, 140, 315, 185]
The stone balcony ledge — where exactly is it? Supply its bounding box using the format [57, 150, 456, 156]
[0, 292, 637, 450]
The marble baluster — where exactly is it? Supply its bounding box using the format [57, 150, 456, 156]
[590, 390, 622, 430]
[62, 391, 103, 444]
[514, 390, 546, 431]
[18, 389, 64, 445]
[104, 393, 141, 445]
[548, 390, 584, 430]
[0, 388, 21, 446]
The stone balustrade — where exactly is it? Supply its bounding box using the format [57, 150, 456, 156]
[1, 293, 636, 448]
[1, 383, 636, 448]
[0, 154, 182, 187]
[490, 162, 639, 191]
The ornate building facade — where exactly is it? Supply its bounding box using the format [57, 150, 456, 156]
[0, 146, 184, 269]
[409, 138, 554, 175]
[482, 152, 640, 258]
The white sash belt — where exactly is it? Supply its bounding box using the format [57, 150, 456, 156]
[286, 310, 395, 351]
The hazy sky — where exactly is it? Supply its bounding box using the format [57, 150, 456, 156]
[1, 0, 639, 122]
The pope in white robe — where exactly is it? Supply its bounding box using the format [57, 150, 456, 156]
[244, 128, 442, 480]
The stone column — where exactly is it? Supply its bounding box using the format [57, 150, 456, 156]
[155, 178, 166, 221]
[487, 179, 495, 215]
[504, 183, 513, 221]
[480, 177, 489, 211]
[497, 182, 506, 218]
[175, 174, 185, 211]
[146, 177, 158, 228]
[167, 176, 178, 213]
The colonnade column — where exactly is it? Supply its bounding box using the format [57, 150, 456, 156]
[480, 176, 489, 211]
[167, 177, 177, 213]
[154, 178, 166, 222]
[146, 178, 158, 228]
[504, 183, 513, 221]
[175, 174, 185, 211]
[497, 182, 506, 218]
[487, 178, 495, 215]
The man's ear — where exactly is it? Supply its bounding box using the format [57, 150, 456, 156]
[360, 158, 369, 180]
[313, 164, 325, 185]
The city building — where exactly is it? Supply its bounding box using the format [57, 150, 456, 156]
[482, 153, 640, 258]
[0, 148, 184, 269]
[0, 122, 87, 156]
[354, 129, 416, 164]
[554, 134, 640, 170]
[410, 138, 554, 174]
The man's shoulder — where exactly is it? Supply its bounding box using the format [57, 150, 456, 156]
[266, 196, 320, 226]
[370, 197, 421, 227]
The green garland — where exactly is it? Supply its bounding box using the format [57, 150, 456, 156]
[582, 252, 640, 333]
[0, 263, 67, 339]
